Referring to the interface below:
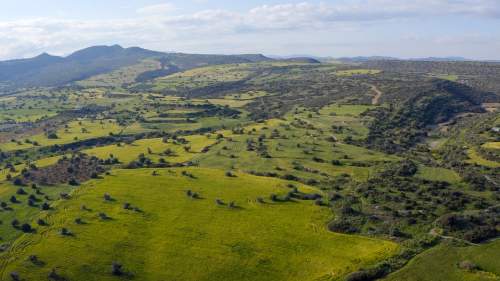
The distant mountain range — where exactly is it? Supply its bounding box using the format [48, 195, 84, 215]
[334, 56, 475, 63]
[2, 45, 498, 92]
[331, 56, 500, 63]
[269, 54, 497, 63]
[0, 45, 275, 91]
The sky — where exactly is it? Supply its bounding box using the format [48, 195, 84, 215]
[0, 0, 499, 60]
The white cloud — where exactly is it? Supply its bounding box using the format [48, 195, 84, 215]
[0, 1, 499, 60]
[136, 3, 176, 15]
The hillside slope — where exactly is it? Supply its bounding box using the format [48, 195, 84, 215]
[0, 168, 397, 281]
[0, 46, 274, 90]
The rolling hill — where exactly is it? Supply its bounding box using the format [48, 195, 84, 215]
[0, 45, 275, 91]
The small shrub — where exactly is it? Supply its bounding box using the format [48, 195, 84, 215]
[111, 262, 123, 276]
[11, 219, 20, 228]
[21, 223, 33, 233]
[16, 188, 26, 195]
[48, 268, 62, 280]
[331, 159, 343, 166]
[98, 212, 109, 220]
[68, 179, 79, 186]
[270, 194, 278, 202]
[13, 178, 24, 186]
[28, 255, 38, 264]
[60, 228, 71, 236]
[10, 272, 20, 281]
[47, 132, 58, 139]
[458, 260, 479, 271]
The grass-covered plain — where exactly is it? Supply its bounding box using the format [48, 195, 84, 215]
[415, 166, 462, 183]
[0, 119, 146, 152]
[0, 108, 57, 122]
[482, 142, 500, 150]
[84, 135, 216, 163]
[467, 148, 500, 168]
[384, 240, 500, 281]
[77, 59, 161, 88]
[335, 69, 381, 76]
[0, 58, 497, 281]
[0, 155, 66, 181]
[150, 64, 255, 92]
[0, 168, 398, 281]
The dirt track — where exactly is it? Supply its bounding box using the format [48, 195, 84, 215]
[371, 85, 383, 105]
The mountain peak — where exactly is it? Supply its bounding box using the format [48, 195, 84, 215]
[66, 45, 126, 60]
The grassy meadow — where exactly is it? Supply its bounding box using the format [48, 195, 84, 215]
[384, 240, 500, 281]
[84, 135, 217, 164]
[467, 148, 500, 168]
[0, 119, 146, 152]
[335, 69, 381, 76]
[0, 168, 398, 281]
[0, 58, 496, 281]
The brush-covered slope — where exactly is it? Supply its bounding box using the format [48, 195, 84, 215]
[364, 79, 488, 153]
[0, 45, 163, 89]
[0, 46, 273, 90]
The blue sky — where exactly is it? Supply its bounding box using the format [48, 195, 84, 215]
[0, 0, 499, 60]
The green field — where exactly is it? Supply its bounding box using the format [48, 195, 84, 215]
[0, 53, 497, 281]
[77, 59, 161, 88]
[0, 177, 72, 242]
[0, 119, 146, 152]
[84, 135, 216, 164]
[385, 240, 500, 281]
[192, 114, 398, 182]
[0, 155, 66, 181]
[0, 108, 57, 122]
[482, 142, 500, 150]
[430, 74, 460, 81]
[415, 166, 462, 183]
[0, 168, 398, 281]
[225, 91, 269, 100]
[335, 69, 381, 76]
[151, 64, 254, 92]
[467, 148, 500, 168]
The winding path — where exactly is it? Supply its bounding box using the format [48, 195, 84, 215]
[370, 85, 383, 105]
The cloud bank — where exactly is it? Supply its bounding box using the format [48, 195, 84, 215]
[0, 0, 499, 60]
